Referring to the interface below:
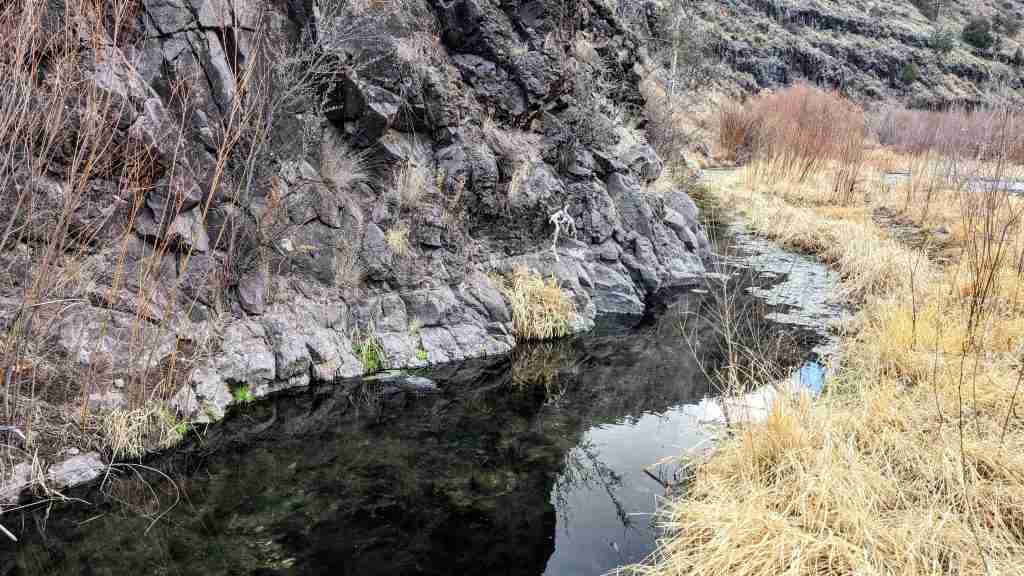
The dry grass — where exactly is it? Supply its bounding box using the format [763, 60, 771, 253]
[321, 140, 373, 193]
[102, 407, 187, 460]
[384, 224, 411, 256]
[394, 156, 432, 212]
[875, 152, 1024, 242]
[630, 379, 1024, 575]
[712, 170, 933, 300]
[630, 89, 1024, 575]
[495, 266, 576, 341]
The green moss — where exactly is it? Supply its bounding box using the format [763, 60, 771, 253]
[416, 348, 428, 362]
[232, 385, 254, 404]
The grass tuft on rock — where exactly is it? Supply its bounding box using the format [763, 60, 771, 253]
[496, 266, 575, 341]
[352, 329, 387, 374]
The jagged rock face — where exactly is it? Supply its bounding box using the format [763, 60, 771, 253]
[8, 0, 710, 420]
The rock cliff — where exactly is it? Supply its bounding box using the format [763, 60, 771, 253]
[1, 0, 709, 428]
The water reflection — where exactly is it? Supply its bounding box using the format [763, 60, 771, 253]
[545, 409, 709, 576]
[2, 320, 722, 576]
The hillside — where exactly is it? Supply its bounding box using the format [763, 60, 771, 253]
[646, 0, 1024, 107]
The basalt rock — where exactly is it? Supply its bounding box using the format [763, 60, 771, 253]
[7, 0, 712, 429]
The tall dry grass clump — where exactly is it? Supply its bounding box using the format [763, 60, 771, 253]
[496, 266, 575, 341]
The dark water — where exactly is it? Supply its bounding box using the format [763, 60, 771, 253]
[0, 221, 842, 576]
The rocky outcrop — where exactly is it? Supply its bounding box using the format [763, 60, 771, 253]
[2, 0, 710, 426]
[643, 0, 1024, 108]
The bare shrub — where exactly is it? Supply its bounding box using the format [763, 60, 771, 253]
[639, 75, 696, 171]
[716, 99, 759, 163]
[0, 0, 365, 468]
[721, 85, 866, 202]
[869, 104, 1024, 165]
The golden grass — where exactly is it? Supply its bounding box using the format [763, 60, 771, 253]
[631, 382, 1024, 575]
[385, 224, 411, 256]
[496, 266, 575, 341]
[714, 170, 933, 300]
[395, 155, 432, 211]
[102, 407, 187, 460]
[632, 158, 1024, 575]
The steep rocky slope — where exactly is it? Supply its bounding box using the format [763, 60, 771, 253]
[0, 0, 709, 445]
[662, 0, 1024, 107]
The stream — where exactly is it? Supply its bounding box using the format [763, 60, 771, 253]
[0, 209, 844, 576]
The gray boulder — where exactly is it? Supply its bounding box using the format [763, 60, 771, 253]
[47, 453, 105, 491]
[620, 144, 664, 184]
